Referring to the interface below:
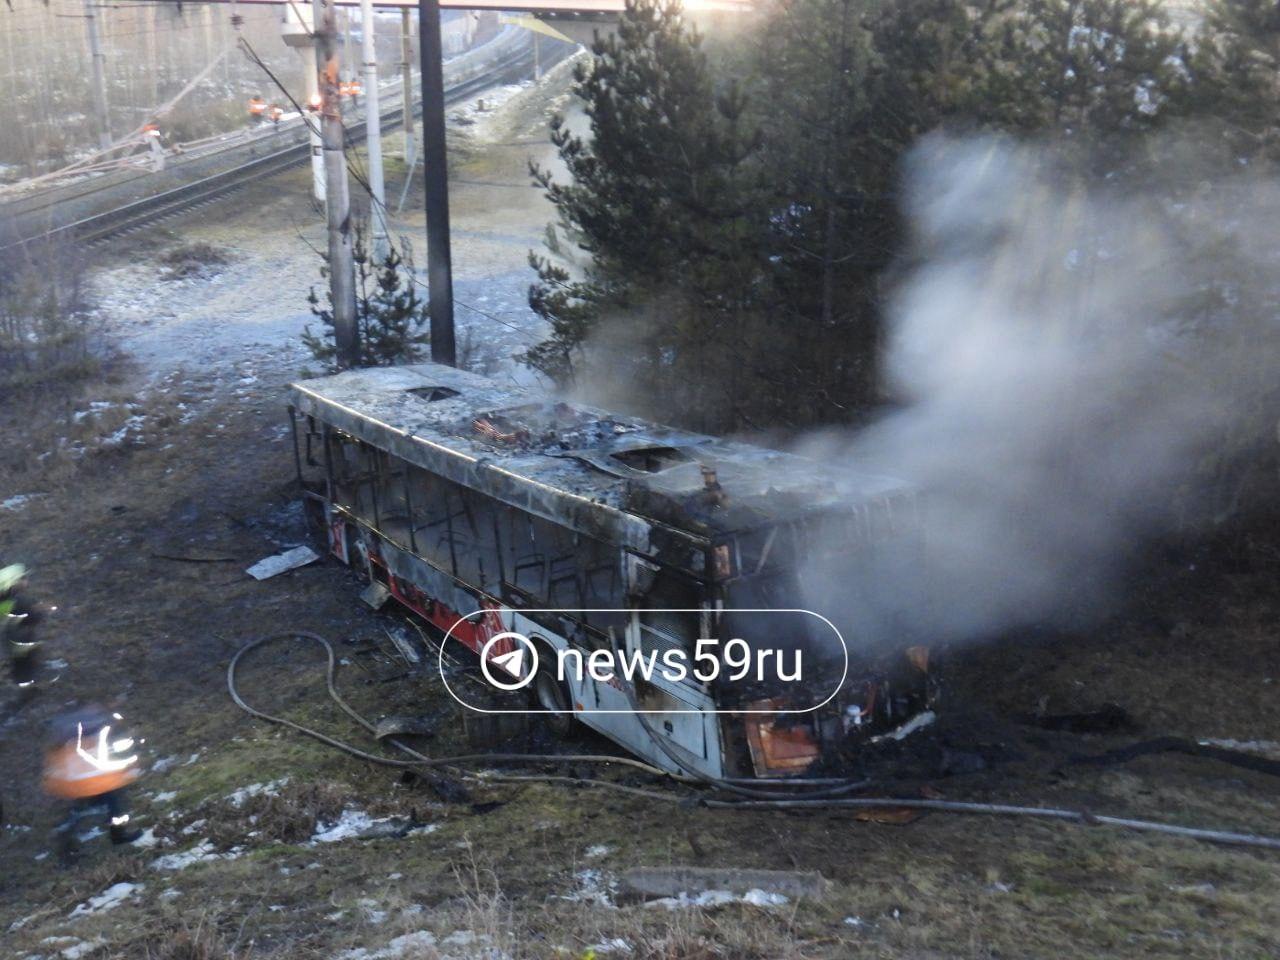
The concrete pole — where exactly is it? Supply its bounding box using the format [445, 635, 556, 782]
[400, 9, 416, 171]
[313, 0, 359, 368]
[418, 0, 455, 366]
[84, 0, 112, 149]
[143, 2, 158, 107]
[304, 44, 327, 205]
[361, 0, 388, 259]
[342, 8, 353, 82]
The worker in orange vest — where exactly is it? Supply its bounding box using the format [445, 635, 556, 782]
[44, 706, 142, 856]
[248, 95, 267, 120]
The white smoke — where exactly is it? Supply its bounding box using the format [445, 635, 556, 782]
[798, 135, 1280, 649]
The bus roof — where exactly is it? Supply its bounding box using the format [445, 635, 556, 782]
[290, 363, 913, 564]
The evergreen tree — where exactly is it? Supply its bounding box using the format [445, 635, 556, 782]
[1188, 0, 1280, 153]
[524, 0, 765, 429]
[303, 228, 431, 372]
[992, 0, 1187, 143]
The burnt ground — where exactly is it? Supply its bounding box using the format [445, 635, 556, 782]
[4, 65, 1280, 960]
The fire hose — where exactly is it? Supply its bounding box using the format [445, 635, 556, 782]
[227, 631, 1280, 851]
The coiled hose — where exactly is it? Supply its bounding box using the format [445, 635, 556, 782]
[227, 631, 1280, 850]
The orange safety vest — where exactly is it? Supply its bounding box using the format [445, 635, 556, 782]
[43, 740, 139, 800]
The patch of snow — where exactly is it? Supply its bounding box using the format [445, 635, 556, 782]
[132, 827, 160, 849]
[61, 940, 104, 959]
[150, 840, 240, 871]
[226, 778, 289, 806]
[149, 755, 180, 774]
[312, 808, 380, 843]
[70, 882, 143, 917]
[645, 888, 789, 910]
[160, 888, 182, 900]
[358, 898, 388, 924]
[560, 868, 616, 906]
[151, 791, 177, 804]
[1, 494, 43, 512]
[1199, 738, 1280, 758]
[590, 939, 633, 955]
[583, 844, 611, 859]
[338, 931, 438, 960]
[181, 818, 208, 835]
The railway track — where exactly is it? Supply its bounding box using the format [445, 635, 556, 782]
[0, 42, 548, 252]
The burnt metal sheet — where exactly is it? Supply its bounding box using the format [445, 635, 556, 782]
[288, 363, 913, 556]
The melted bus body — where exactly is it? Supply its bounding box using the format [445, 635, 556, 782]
[288, 363, 933, 780]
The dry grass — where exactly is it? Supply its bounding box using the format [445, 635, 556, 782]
[140, 913, 246, 960]
[159, 242, 234, 281]
[201, 780, 357, 848]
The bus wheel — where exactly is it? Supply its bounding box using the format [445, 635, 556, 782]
[533, 659, 573, 738]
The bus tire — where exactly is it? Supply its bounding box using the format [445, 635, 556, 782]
[532, 643, 573, 738]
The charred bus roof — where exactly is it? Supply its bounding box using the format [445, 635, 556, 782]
[290, 363, 913, 573]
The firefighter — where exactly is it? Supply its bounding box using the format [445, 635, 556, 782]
[1, 564, 44, 689]
[44, 706, 142, 856]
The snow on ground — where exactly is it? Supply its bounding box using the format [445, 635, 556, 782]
[339, 930, 510, 960]
[643, 888, 791, 910]
[150, 839, 242, 871]
[226, 778, 289, 806]
[84, 74, 566, 404]
[69, 882, 143, 917]
[1, 493, 44, 511]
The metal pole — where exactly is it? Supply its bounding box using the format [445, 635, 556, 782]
[417, 0, 455, 367]
[84, 0, 111, 149]
[361, 0, 388, 259]
[400, 9, 416, 173]
[313, 0, 359, 368]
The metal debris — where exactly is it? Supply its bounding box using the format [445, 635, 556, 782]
[245, 545, 319, 580]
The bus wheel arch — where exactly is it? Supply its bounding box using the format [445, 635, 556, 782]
[529, 637, 574, 737]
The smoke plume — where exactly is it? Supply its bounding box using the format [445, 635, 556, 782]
[798, 135, 1280, 651]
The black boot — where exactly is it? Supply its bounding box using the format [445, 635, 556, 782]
[110, 823, 141, 845]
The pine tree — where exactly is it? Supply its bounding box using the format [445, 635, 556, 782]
[1188, 0, 1280, 153]
[992, 0, 1187, 142]
[523, 0, 764, 429]
[303, 228, 431, 372]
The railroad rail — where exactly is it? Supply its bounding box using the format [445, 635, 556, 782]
[0, 35, 559, 253]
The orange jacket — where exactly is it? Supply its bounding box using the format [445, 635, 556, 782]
[43, 737, 139, 800]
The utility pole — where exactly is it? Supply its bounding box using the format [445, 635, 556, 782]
[313, 0, 359, 367]
[84, 0, 112, 149]
[361, 0, 388, 259]
[143, 1, 158, 107]
[400, 9, 415, 173]
[283, 4, 326, 204]
[417, 0, 455, 366]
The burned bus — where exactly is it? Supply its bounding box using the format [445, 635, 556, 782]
[287, 362, 935, 780]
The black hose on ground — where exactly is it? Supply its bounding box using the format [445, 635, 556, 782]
[226, 631, 1280, 851]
